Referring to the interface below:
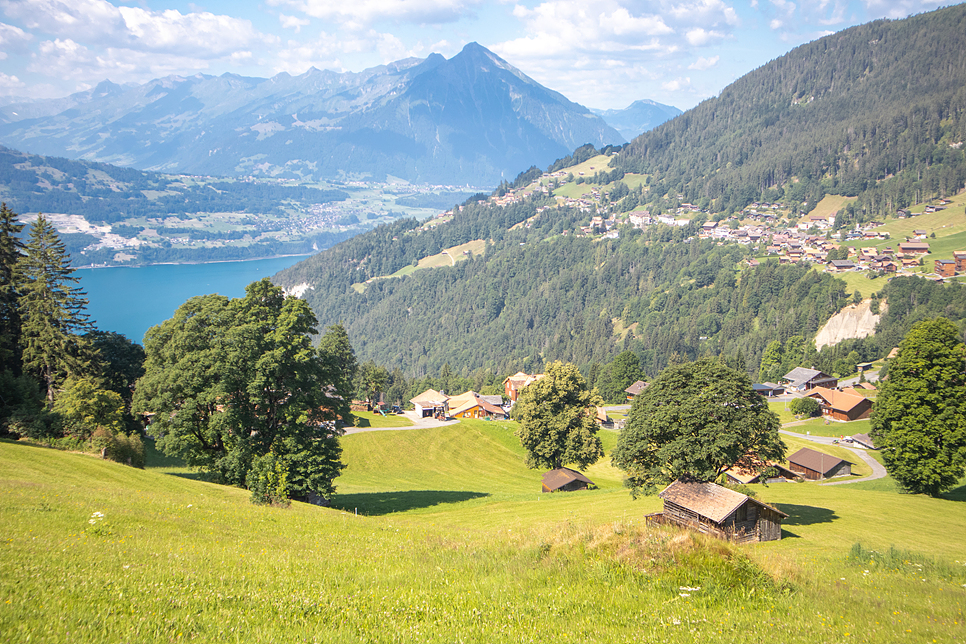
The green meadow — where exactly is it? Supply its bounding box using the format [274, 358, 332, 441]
[3, 420, 966, 643]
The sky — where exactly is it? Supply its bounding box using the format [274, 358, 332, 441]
[0, 0, 959, 111]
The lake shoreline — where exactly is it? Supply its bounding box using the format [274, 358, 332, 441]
[78, 252, 316, 270]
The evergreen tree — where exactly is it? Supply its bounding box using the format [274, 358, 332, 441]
[18, 215, 94, 403]
[871, 318, 966, 497]
[0, 203, 25, 374]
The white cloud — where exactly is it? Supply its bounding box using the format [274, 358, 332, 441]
[279, 13, 310, 32]
[1, 0, 264, 57]
[861, 0, 948, 20]
[266, 0, 481, 26]
[688, 55, 719, 70]
[661, 76, 691, 91]
[770, 18, 783, 29]
[0, 71, 26, 90]
[0, 21, 32, 58]
[685, 27, 724, 45]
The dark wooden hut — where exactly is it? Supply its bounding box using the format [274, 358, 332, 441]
[654, 480, 786, 543]
[787, 447, 852, 480]
[542, 468, 594, 493]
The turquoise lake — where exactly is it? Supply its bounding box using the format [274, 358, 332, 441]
[76, 255, 311, 344]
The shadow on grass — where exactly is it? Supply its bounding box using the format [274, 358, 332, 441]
[941, 483, 966, 502]
[777, 503, 838, 528]
[354, 418, 371, 428]
[332, 490, 490, 516]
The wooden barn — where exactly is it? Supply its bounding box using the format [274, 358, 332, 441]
[654, 480, 786, 543]
[787, 447, 852, 480]
[806, 387, 873, 421]
[542, 468, 595, 493]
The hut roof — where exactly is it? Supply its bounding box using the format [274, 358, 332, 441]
[659, 480, 787, 523]
[788, 447, 850, 475]
[851, 433, 877, 449]
[782, 367, 835, 389]
[806, 386, 869, 413]
[448, 391, 505, 416]
[624, 380, 649, 395]
[542, 468, 594, 491]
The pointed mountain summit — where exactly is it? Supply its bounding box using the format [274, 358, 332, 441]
[0, 43, 622, 185]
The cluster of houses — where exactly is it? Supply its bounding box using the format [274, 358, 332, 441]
[755, 366, 876, 422]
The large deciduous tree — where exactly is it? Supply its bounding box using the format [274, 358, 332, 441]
[871, 317, 966, 497]
[612, 357, 784, 495]
[133, 279, 355, 502]
[18, 214, 94, 402]
[514, 360, 604, 471]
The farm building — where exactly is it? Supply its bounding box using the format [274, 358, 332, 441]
[447, 391, 507, 420]
[503, 372, 545, 402]
[781, 367, 838, 392]
[724, 462, 798, 485]
[752, 382, 785, 397]
[850, 433, 877, 450]
[653, 480, 786, 543]
[624, 380, 648, 400]
[806, 387, 873, 421]
[542, 468, 595, 493]
[788, 447, 852, 480]
[410, 389, 449, 419]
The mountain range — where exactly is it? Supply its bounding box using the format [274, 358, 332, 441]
[0, 43, 626, 186]
[591, 100, 682, 141]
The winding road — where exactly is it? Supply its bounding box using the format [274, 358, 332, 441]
[779, 426, 888, 485]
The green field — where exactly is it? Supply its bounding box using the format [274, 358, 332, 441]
[3, 420, 966, 643]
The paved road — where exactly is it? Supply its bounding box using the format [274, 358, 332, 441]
[343, 411, 459, 435]
[780, 427, 888, 485]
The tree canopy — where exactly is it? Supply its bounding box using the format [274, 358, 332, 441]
[612, 357, 784, 495]
[870, 317, 966, 497]
[513, 360, 604, 471]
[132, 279, 355, 502]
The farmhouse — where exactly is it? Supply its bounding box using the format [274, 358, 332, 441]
[503, 372, 544, 402]
[935, 259, 956, 277]
[898, 242, 929, 254]
[447, 391, 507, 420]
[806, 386, 873, 421]
[788, 447, 852, 480]
[653, 479, 786, 543]
[410, 389, 449, 418]
[781, 367, 838, 392]
[542, 468, 595, 493]
[624, 380, 648, 400]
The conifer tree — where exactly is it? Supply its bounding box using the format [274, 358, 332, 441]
[18, 215, 94, 403]
[0, 203, 25, 374]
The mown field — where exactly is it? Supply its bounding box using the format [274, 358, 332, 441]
[2, 420, 965, 643]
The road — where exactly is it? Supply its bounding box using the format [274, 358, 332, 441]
[780, 426, 888, 485]
[343, 411, 459, 435]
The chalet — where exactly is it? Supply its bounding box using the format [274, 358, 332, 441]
[898, 242, 929, 254]
[653, 480, 786, 543]
[936, 259, 956, 278]
[503, 372, 544, 402]
[806, 386, 873, 421]
[828, 259, 855, 271]
[624, 380, 648, 401]
[542, 468, 594, 493]
[410, 389, 449, 418]
[781, 367, 838, 392]
[954, 251, 966, 273]
[447, 391, 508, 420]
[752, 382, 785, 397]
[788, 447, 852, 480]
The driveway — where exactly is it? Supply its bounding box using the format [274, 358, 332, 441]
[343, 410, 460, 435]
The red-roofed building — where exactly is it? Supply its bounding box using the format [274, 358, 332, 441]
[806, 386, 873, 421]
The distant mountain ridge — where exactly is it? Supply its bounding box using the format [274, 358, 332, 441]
[0, 43, 624, 186]
[591, 100, 682, 141]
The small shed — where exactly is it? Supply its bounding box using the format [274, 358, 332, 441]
[850, 433, 877, 450]
[788, 447, 852, 480]
[655, 480, 786, 543]
[542, 468, 595, 493]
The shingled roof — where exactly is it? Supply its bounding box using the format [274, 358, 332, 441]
[659, 480, 787, 523]
[542, 468, 594, 492]
[788, 447, 850, 476]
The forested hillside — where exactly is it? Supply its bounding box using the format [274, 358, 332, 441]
[614, 4, 966, 221]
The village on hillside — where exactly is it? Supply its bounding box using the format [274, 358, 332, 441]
[431, 157, 966, 284]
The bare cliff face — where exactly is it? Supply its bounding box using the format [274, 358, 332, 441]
[814, 299, 886, 350]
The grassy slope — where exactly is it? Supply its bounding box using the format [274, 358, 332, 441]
[3, 421, 966, 643]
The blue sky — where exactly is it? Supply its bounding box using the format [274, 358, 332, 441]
[0, 0, 959, 111]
